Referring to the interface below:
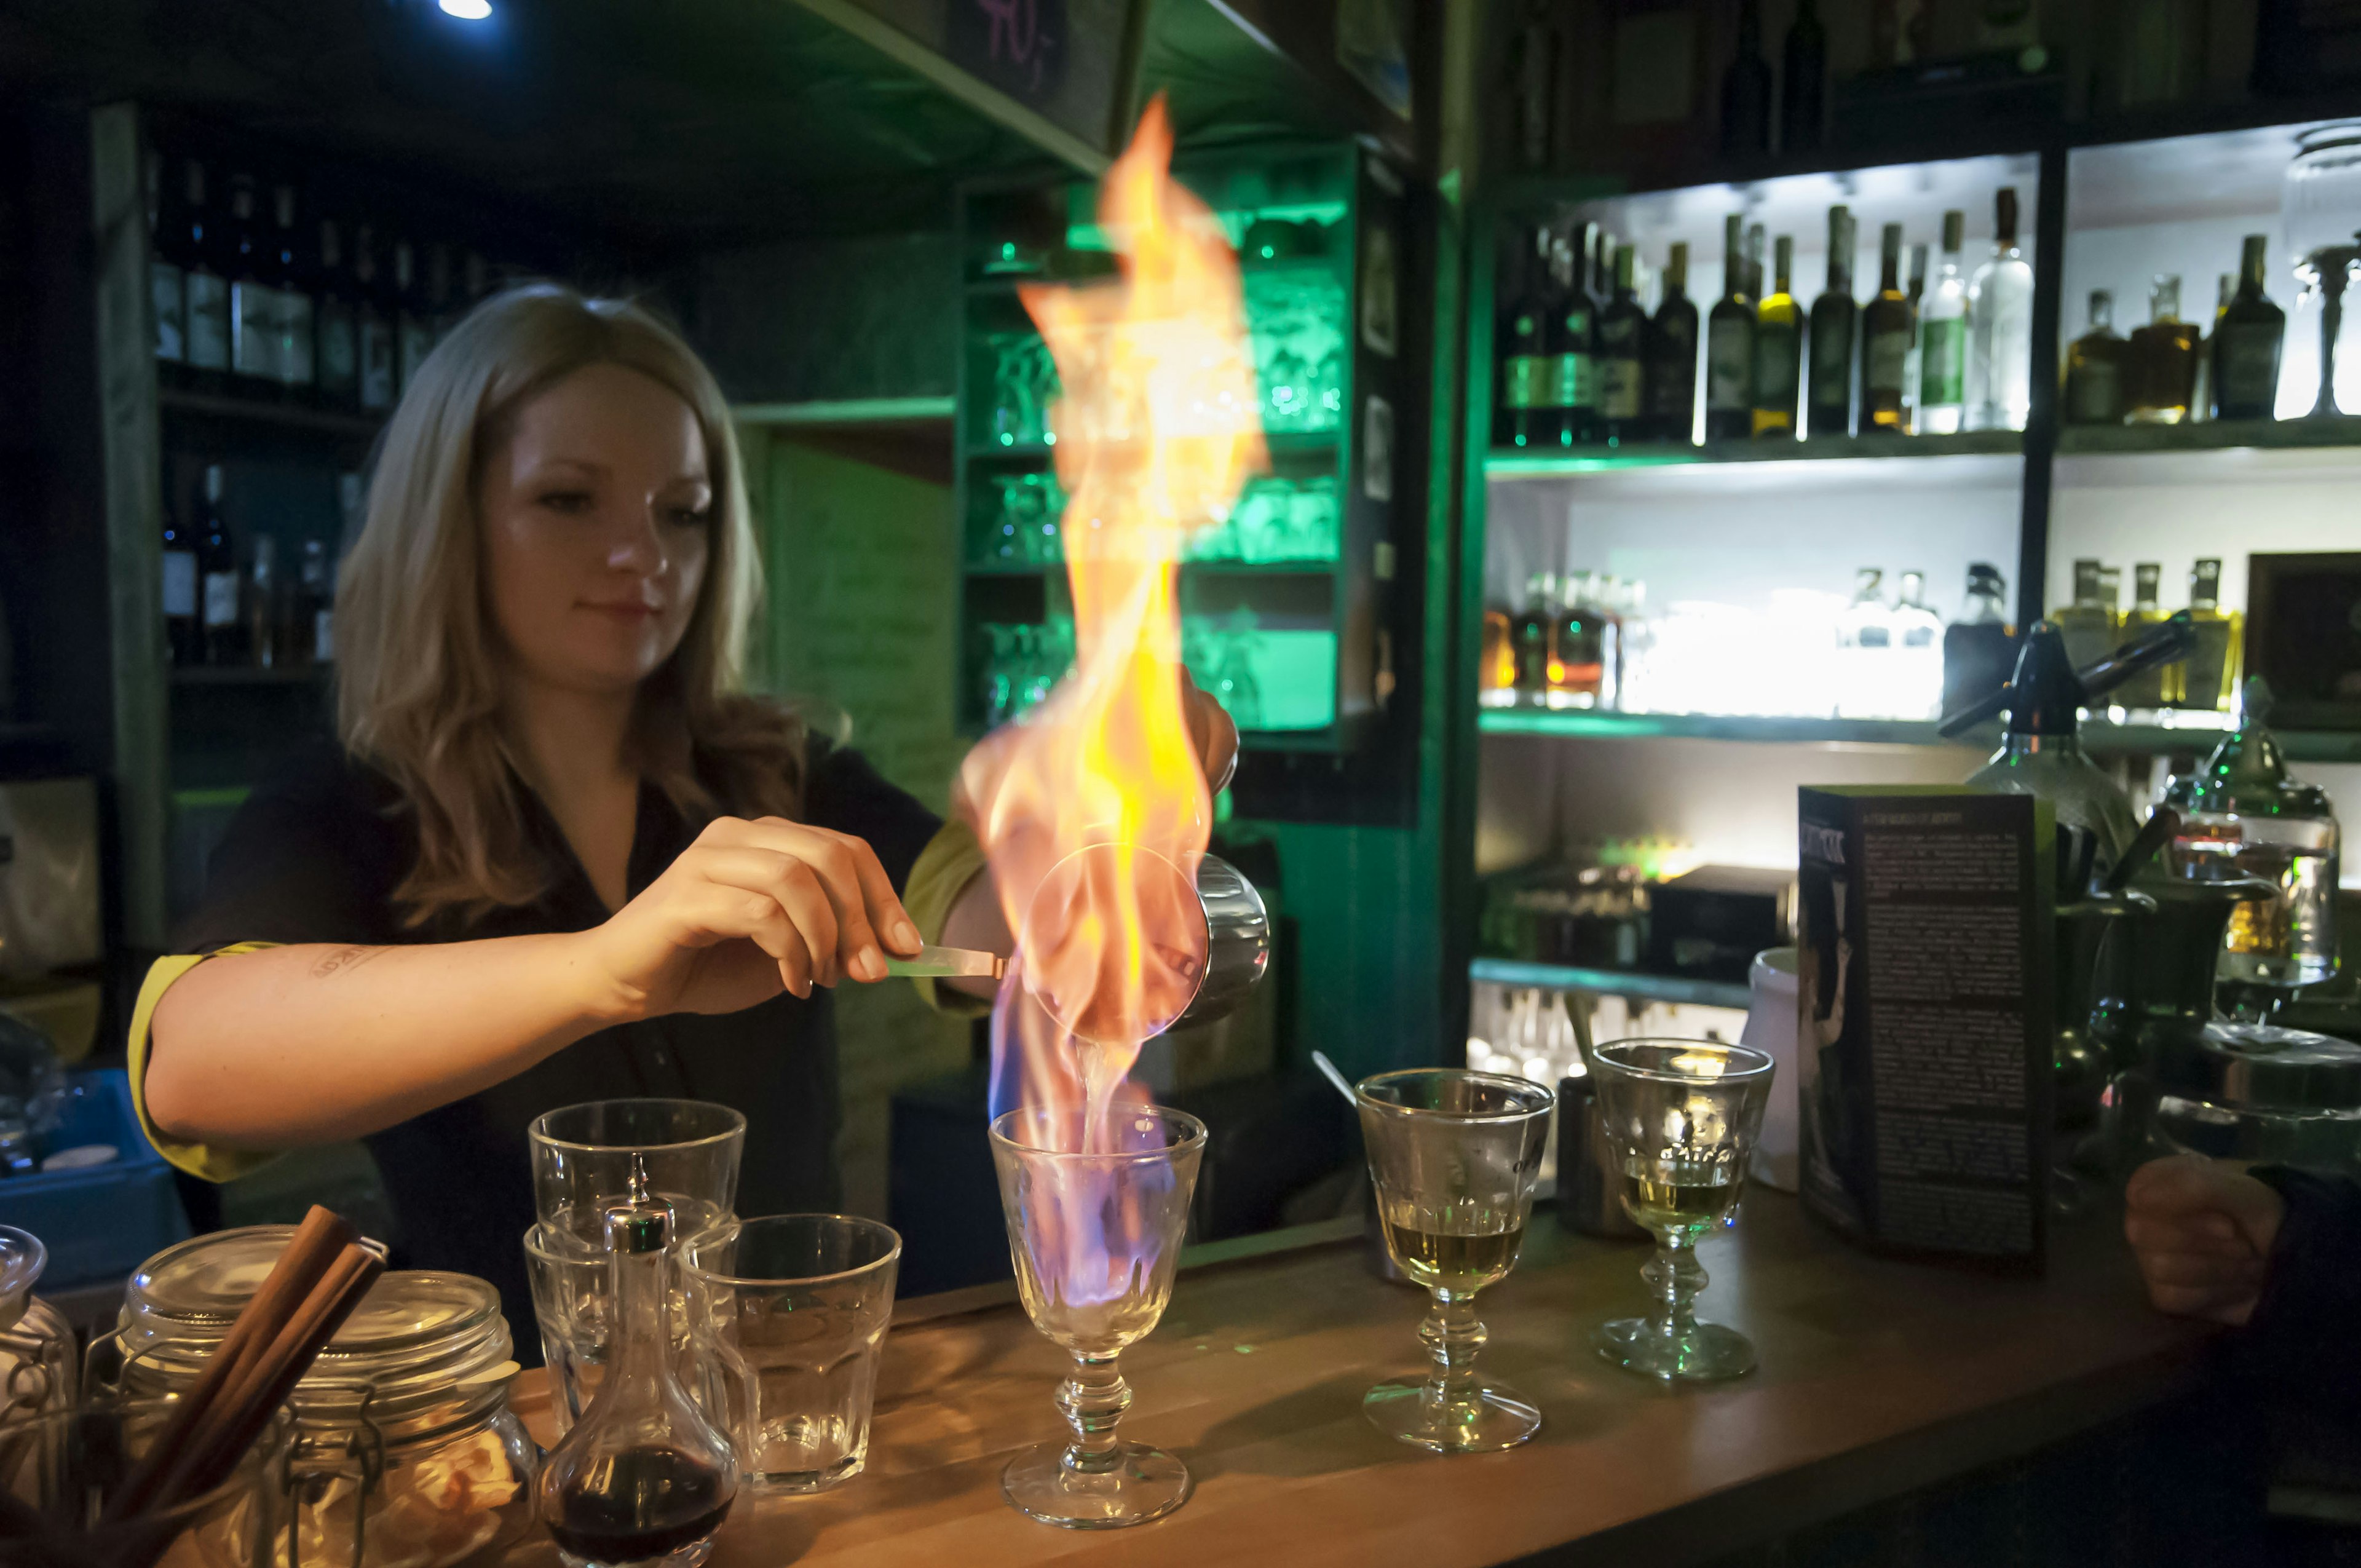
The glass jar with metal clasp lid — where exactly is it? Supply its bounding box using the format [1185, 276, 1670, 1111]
[95, 1225, 537, 1568]
[0, 1225, 75, 1428]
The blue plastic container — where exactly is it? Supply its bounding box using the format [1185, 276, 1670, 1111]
[0, 1070, 190, 1290]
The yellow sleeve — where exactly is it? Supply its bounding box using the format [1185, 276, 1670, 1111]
[901, 819, 992, 1017]
[128, 944, 285, 1184]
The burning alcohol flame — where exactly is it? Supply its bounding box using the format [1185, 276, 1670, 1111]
[962, 99, 1266, 1157]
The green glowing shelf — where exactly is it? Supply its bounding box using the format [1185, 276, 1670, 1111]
[1484, 428, 2022, 477]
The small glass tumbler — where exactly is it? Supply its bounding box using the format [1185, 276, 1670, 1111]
[1356, 1069, 1555, 1453]
[525, 1222, 708, 1436]
[681, 1216, 901, 1495]
[530, 1099, 744, 1254]
[988, 1103, 1207, 1530]
[1590, 1039, 1775, 1384]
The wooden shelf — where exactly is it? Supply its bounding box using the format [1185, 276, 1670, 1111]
[1469, 956, 1752, 1011]
[2057, 417, 2361, 456]
[1486, 429, 2022, 478]
[158, 387, 382, 440]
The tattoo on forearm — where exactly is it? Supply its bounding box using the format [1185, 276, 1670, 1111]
[311, 946, 390, 980]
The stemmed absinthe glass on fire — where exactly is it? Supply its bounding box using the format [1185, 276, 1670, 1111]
[1356, 1069, 1555, 1454]
[1591, 1039, 1774, 1384]
[989, 1103, 1208, 1530]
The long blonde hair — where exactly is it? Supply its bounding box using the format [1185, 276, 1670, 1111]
[336, 284, 802, 929]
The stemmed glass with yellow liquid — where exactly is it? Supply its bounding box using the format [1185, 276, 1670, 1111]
[1590, 1040, 1774, 1383]
[1355, 1069, 1556, 1452]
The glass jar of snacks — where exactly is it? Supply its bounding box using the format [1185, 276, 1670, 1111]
[103, 1226, 536, 1568]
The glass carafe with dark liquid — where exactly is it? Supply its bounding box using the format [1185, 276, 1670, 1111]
[537, 1175, 739, 1568]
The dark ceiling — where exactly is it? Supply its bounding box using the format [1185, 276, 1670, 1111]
[0, 0, 1059, 256]
[0, 0, 1384, 261]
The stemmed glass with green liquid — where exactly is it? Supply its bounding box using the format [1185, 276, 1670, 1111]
[1355, 1069, 1556, 1453]
[1590, 1040, 1774, 1384]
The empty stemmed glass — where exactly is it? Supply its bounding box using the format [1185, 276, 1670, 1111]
[1356, 1069, 1555, 1453]
[1590, 1040, 1774, 1383]
[988, 1103, 1208, 1529]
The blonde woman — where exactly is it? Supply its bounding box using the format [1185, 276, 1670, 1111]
[133, 285, 1236, 1326]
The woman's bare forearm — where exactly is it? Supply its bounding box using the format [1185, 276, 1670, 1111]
[145, 934, 624, 1148]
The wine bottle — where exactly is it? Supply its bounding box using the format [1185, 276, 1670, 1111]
[1806, 205, 1856, 438]
[1597, 243, 1648, 443]
[1917, 211, 1969, 434]
[1704, 215, 1755, 442]
[1720, 0, 1773, 159]
[1497, 227, 1554, 449]
[1751, 235, 1801, 439]
[1644, 240, 1700, 444]
[1965, 186, 2034, 432]
[2211, 234, 2286, 422]
[1860, 223, 1913, 432]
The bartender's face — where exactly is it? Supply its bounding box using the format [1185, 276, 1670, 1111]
[479, 363, 713, 695]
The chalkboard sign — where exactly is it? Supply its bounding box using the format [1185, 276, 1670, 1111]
[824, 0, 1139, 161]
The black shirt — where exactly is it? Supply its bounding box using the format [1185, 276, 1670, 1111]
[175, 737, 944, 1343]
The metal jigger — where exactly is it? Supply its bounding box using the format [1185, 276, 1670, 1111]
[2303, 233, 2361, 419]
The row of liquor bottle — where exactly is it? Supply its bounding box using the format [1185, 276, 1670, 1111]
[160, 465, 352, 670]
[1494, 188, 2035, 449]
[2061, 239, 2288, 426]
[2052, 558, 2242, 711]
[146, 149, 507, 413]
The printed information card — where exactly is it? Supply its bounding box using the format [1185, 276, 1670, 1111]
[1797, 786, 2054, 1271]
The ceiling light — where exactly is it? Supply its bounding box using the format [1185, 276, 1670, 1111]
[439, 0, 492, 19]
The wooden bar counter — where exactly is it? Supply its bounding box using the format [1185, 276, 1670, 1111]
[502, 1195, 2211, 1567]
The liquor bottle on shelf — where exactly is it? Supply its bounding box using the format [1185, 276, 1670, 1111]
[1497, 227, 1554, 448]
[1509, 0, 1559, 172]
[1806, 205, 1857, 438]
[1597, 244, 1648, 443]
[272, 185, 315, 405]
[279, 538, 330, 668]
[1514, 573, 1558, 702]
[355, 226, 397, 413]
[1840, 568, 1892, 649]
[2127, 275, 2199, 424]
[1751, 235, 1801, 439]
[160, 485, 200, 667]
[1966, 186, 2033, 432]
[2063, 291, 2129, 426]
[1942, 562, 2015, 717]
[196, 466, 240, 666]
[1781, 0, 1827, 155]
[395, 240, 433, 394]
[2053, 559, 2119, 674]
[2212, 234, 2287, 422]
[1644, 240, 1699, 445]
[1552, 572, 1616, 710]
[1918, 212, 1968, 434]
[1902, 240, 1929, 430]
[2190, 272, 2231, 423]
[315, 218, 360, 410]
[246, 536, 279, 670]
[148, 152, 184, 374]
[1720, 0, 1773, 159]
[1894, 569, 1945, 719]
[181, 160, 232, 389]
[226, 173, 279, 390]
[2114, 562, 2177, 711]
[1859, 223, 1912, 434]
[1550, 231, 1599, 446]
[1481, 602, 1517, 705]
[1704, 215, 1755, 441]
[2178, 558, 2242, 713]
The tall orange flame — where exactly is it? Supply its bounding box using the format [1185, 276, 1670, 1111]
[962, 99, 1266, 1155]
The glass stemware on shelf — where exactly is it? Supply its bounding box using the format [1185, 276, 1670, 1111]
[989, 1103, 1208, 1530]
[977, 619, 1076, 729]
[1355, 1069, 1556, 1454]
[983, 472, 1067, 566]
[989, 332, 1061, 448]
[1589, 1039, 1774, 1384]
[1244, 263, 1346, 435]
